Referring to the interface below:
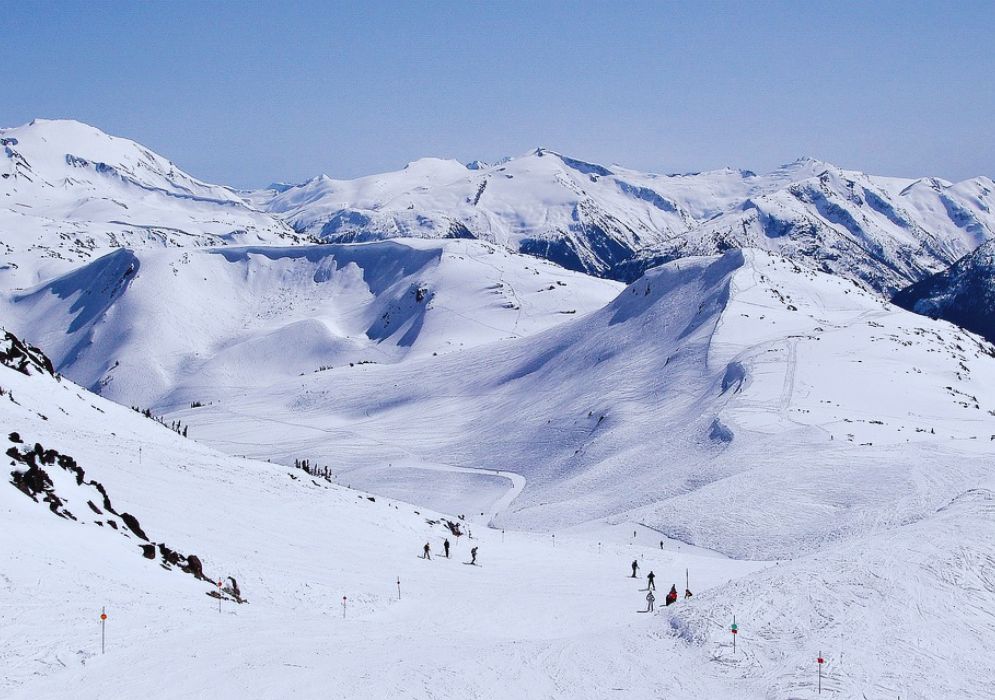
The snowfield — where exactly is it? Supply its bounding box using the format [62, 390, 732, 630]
[169, 249, 995, 559]
[2, 238, 622, 408]
[4, 117, 995, 699]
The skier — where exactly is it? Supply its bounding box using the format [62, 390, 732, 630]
[470, 546, 478, 565]
[665, 584, 678, 606]
[645, 590, 656, 612]
[422, 542, 431, 560]
[631, 560, 639, 578]
[684, 588, 693, 599]
[443, 539, 451, 558]
[659, 540, 664, 550]
[646, 570, 656, 590]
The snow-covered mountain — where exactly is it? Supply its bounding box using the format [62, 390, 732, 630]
[5, 117, 995, 697]
[169, 248, 995, 559]
[0, 119, 296, 288]
[893, 238, 995, 342]
[2, 238, 622, 408]
[252, 150, 995, 294]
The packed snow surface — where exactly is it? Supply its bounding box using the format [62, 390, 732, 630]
[2, 330, 993, 699]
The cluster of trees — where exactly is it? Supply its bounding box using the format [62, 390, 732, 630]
[294, 458, 333, 481]
[130, 406, 188, 437]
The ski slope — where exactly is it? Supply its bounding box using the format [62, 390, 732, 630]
[170, 249, 995, 560]
[4, 328, 994, 699]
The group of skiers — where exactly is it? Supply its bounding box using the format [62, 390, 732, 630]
[632, 560, 691, 612]
[422, 539, 478, 565]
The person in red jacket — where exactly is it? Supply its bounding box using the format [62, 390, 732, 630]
[665, 584, 678, 606]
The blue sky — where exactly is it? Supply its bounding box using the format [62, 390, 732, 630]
[2, 1, 992, 187]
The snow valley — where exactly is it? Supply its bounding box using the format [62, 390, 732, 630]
[2, 118, 995, 699]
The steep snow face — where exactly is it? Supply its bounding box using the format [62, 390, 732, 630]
[172, 249, 995, 559]
[253, 150, 995, 293]
[2, 238, 622, 408]
[893, 239, 995, 342]
[0, 119, 295, 288]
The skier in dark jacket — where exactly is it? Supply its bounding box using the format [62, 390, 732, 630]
[647, 571, 656, 590]
[665, 585, 678, 606]
[443, 539, 450, 558]
[422, 542, 431, 560]
[470, 546, 478, 565]
[631, 560, 639, 578]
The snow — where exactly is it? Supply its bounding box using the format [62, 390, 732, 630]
[249, 147, 995, 291]
[0, 119, 296, 289]
[5, 118, 995, 698]
[1, 238, 622, 408]
[3, 325, 994, 698]
[162, 249, 995, 561]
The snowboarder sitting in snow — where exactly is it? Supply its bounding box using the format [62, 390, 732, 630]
[665, 585, 678, 606]
[684, 588, 693, 599]
[470, 546, 478, 565]
[645, 590, 655, 612]
[444, 539, 451, 558]
[422, 542, 431, 560]
[631, 560, 639, 578]
[647, 571, 656, 590]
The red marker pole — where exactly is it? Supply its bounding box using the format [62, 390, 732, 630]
[217, 579, 223, 613]
[100, 608, 107, 654]
[342, 596, 347, 619]
[396, 577, 401, 601]
[818, 652, 824, 694]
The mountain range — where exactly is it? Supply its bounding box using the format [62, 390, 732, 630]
[3, 117, 995, 697]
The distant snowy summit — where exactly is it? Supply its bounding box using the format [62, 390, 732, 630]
[248, 144, 995, 295]
[0, 118, 296, 286]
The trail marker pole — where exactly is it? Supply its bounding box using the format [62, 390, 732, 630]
[598, 541, 602, 555]
[396, 578, 401, 601]
[342, 596, 347, 619]
[552, 533, 555, 548]
[217, 579, 223, 613]
[686, 568, 689, 592]
[818, 652, 824, 694]
[502, 529, 505, 543]
[731, 616, 737, 653]
[100, 608, 107, 654]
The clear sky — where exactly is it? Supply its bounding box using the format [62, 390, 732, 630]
[2, 1, 992, 188]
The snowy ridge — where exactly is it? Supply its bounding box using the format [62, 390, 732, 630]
[252, 149, 995, 294]
[2, 238, 622, 407]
